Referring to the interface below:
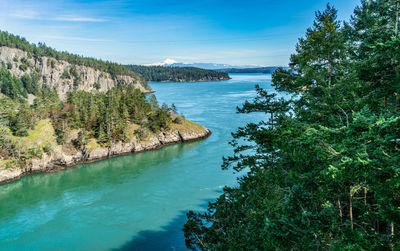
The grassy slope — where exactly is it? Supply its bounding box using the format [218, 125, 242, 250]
[0, 119, 206, 170]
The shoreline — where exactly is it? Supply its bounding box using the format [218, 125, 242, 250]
[149, 77, 231, 83]
[0, 129, 211, 186]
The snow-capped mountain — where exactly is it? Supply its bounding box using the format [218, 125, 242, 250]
[146, 58, 178, 66]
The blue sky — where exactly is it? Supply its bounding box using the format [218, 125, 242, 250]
[0, 0, 360, 66]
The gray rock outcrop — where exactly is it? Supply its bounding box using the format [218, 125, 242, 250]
[0, 46, 152, 100]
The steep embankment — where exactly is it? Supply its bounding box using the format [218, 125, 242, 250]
[0, 118, 211, 184]
[0, 46, 152, 100]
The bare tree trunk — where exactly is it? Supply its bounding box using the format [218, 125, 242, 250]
[392, 222, 395, 237]
[396, 1, 400, 110]
[395, 0, 399, 37]
[337, 199, 343, 222]
[350, 192, 354, 230]
[391, 222, 395, 251]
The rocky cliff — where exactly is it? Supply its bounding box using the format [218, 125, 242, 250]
[0, 119, 211, 185]
[0, 41, 211, 186]
[0, 46, 152, 100]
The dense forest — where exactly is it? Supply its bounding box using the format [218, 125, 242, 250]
[125, 65, 230, 82]
[0, 31, 135, 78]
[184, 1, 400, 250]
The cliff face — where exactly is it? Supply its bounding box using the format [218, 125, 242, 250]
[0, 119, 211, 185]
[0, 46, 152, 100]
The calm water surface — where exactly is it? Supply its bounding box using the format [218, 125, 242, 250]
[0, 74, 276, 250]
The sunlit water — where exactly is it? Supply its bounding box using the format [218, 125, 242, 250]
[0, 74, 277, 250]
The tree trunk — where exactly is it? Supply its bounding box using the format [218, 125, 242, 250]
[395, 0, 399, 37]
[363, 187, 367, 205]
[337, 198, 343, 222]
[391, 222, 395, 251]
[350, 192, 354, 230]
[271, 112, 274, 128]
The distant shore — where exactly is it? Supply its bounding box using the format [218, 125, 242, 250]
[150, 76, 231, 83]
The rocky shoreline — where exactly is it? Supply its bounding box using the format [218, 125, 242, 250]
[0, 127, 211, 186]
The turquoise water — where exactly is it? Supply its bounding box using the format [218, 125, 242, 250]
[0, 74, 276, 250]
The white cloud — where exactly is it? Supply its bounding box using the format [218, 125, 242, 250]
[42, 35, 113, 42]
[53, 16, 105, 22]
[10, 11, 106, 22]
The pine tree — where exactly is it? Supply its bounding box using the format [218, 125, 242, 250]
[184, 2, 400, 249]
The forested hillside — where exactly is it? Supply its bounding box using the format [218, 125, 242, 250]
[125, 65, 230, 82]
[0, 32, 188, 173]
[184, 1, 400, 250]
[0, 31, 151, 101]
[0, 31, 135, 78]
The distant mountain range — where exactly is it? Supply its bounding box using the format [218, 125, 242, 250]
[215, 67, 287, 74]
[146, 59, 276, 70]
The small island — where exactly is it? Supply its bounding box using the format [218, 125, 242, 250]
[125, 64, 231, 82]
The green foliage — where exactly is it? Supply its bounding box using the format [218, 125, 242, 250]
[147, 94, 159, 109]
[72, 130, 89, 150]
[0, 30, 140, 79]
[0, 96, 21, 126]
[11, 107, 35, 137]
[93, 82, 100, 90]
[61, 69, 71, 79]
[42, 142, 52, 153]
[0, 66, 27, 99]
[49, 86, 169, 144]
[21, 73, 40, 95]
[0, 125, 23, 166]
[27, 146, 43, 159]
[18, 64, 27, 72]
[125, 65, 230, 82]
[69, 66, 79, 80]
[32, 87, 60, 119]
[147, 109, 171, 132]
[184, 2, 400, 250]
[173, 116, 183, 124]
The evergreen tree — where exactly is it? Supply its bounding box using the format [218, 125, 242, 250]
[184, 2, 400, 249]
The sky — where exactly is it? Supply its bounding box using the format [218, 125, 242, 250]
[0, 0, 360, 66]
